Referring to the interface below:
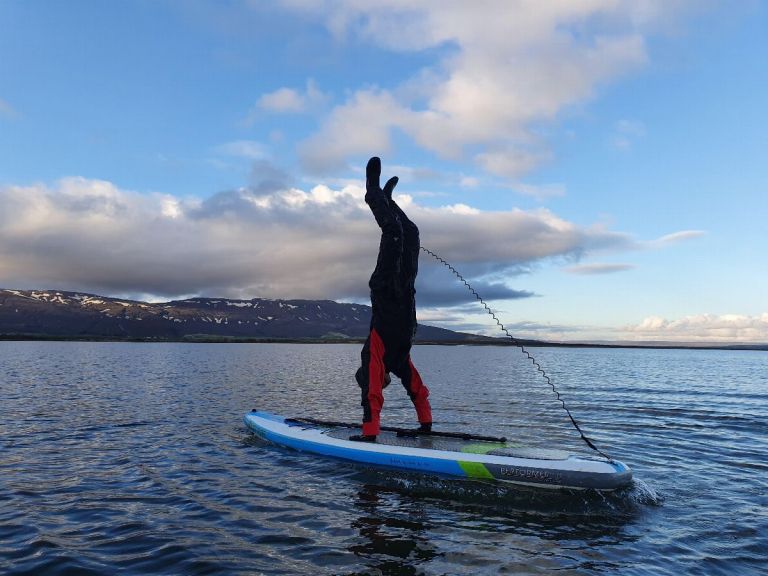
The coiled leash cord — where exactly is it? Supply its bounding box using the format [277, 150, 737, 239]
[420, 246, 613, 462]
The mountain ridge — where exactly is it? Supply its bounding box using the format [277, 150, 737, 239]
[0, 288, 491, 342]
[3, 289, 766, 351]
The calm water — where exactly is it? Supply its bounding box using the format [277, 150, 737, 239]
[1, 342, 766, 575]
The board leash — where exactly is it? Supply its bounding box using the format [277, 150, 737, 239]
[420, 246, 613, 462]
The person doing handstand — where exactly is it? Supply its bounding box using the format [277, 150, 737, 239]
[350, 157, 432, 442]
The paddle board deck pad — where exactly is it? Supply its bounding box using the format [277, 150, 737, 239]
[244, 411, 632, 490]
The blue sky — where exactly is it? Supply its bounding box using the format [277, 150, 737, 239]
[1, 1, 766, 342]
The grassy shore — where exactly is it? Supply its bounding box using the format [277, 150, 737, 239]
[1, 333, 766, 351]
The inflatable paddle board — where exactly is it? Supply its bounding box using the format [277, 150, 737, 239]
[244, 410, 632, 490]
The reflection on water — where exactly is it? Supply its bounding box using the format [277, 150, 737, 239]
[350, 484, 438, 576]
[1, 342, 766, 575]
[340, 470, 647, 575]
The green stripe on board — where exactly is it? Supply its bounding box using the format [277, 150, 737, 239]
[458, 461, 495, 479]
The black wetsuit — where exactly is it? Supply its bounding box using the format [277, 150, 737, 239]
[356, 157, 431, 437]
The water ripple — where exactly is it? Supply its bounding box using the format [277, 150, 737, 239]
[1, 342, 766, 575]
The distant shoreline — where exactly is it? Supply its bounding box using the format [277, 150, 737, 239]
[2, 333, 766, 351]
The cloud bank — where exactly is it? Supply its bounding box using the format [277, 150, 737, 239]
[623, 314, 768, 343]
[0, 177, 635, 304]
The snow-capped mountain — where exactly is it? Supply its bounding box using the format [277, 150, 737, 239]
[0, 289, 480, 341]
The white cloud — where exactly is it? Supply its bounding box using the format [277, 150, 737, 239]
[248, 79, 328, 121]
[0, 177, 634, 302]
[277, 1, 683, 176]
[213, 140, 266, 160]
[565, 263, 635, 274]
[259, 87, 306, 113]
[623, 314, 768, 343]
[613, 118, 646, 149]
[513, 182, 567, 200]
[444, 203, 479, 215]
[299, 89, 406, 173]
[648, 230, 706, 247]
[475, 148, 552, 179]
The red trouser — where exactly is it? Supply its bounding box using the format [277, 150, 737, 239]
[356, 328, 432, 436]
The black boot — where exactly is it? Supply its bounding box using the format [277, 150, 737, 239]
[365, 157, 400, 230]
[349, 434, 377, 443]
[396, 423, 432, 438]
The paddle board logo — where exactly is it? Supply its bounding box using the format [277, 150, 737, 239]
[495, 465, 563, 484]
